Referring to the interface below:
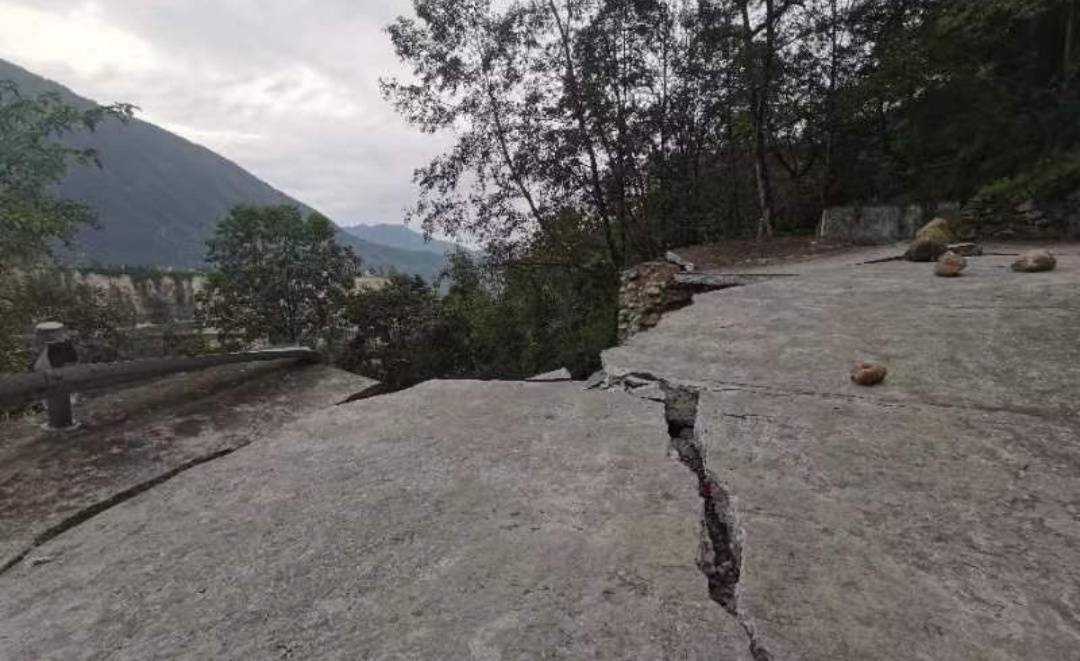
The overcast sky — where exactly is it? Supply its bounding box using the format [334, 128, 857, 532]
[0, 0, 449, 227]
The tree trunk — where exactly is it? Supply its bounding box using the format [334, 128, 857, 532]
[549, 0, 624, 269]
[820, 0, 840, 211]
[1065, 0, 1076, 97]
[740, 0, 776, 240]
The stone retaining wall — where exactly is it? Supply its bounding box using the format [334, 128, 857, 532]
[617, 262, 687, 342]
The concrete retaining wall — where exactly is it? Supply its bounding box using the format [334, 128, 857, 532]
[818, 203, 963, 242]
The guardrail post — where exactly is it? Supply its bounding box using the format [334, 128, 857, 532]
[33, 321, 78, 430]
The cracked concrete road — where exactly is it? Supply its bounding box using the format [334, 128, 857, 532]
[606, 243, 1080, 660]
[3, 243, 1078, 661]
[0, 381, 751, 660]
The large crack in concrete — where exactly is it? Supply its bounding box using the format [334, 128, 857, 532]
[602, 371, 773, 660]
[0, 442, 250, 577]
[660, 383, 774, 661]
[662, 386, 742, 611]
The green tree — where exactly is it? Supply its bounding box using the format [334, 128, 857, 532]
[0, 270, 138, 373]
[341, 273, 464, 388]
[197, 204, 361, 349]
[0, 81, 133, 271]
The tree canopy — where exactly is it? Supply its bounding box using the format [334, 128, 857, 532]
[197, 204, 361, 348]
[384, 0, 1080, 268]
[0, 81, 133, 270]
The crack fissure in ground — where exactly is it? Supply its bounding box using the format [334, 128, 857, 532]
[654, 380, 773, 661]
[0, 442, 249, 577]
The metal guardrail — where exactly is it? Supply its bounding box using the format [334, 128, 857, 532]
[1, 324, 319, 429]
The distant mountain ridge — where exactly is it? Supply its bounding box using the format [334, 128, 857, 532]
[0, 58, 447, 281]
[343, 223, 463, 256]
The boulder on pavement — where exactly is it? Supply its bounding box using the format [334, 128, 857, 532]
[934, 251, 967, 277]
[915, 217, 957, 244]
[906, 218, 959, 262]
[850, 362, 887, 386]
[1011, 249, 1057, 273]
[905, 237, 948, 262]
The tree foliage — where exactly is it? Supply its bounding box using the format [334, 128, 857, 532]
[339, 245, 616, 387]
[0, 81, 134, 270]
[366, 0, 1080, 387]
[197, 205, 361, 348]
[340, 273, 461, 389]
[384, 0, 1080, 268]
[0, 271, 138, 373]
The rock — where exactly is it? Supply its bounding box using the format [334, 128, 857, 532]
[664, 250, 696, 272]
[1012, 249, 1057, 273]
[22, 554, 56, 569]
[915, 217, 957, 244]
[946, 242, 983, 257]
[905, 236, 948, 262]
[581, 370, 608, 390]
[934, 251, 967, 277]
[850, 362, 887, 386]
[526, 367, 572, 381]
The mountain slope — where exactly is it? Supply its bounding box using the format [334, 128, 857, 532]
[0, 58, 446, 279]
[343, 223, 462, 256]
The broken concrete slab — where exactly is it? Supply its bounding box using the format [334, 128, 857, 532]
[604, 244, 1080, 417]
[697, 388, 1080, 661]
[0, 381, 752, 660]
[602, 242, 1080, 660]
[525, 367, 572, 381]
[0, 360, 375, 571]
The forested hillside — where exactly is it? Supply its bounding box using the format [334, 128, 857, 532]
[0, 58, 447, 278]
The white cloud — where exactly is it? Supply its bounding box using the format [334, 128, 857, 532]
[0, 1, 160, 75]
[0, 0, 452, 227]
[219, 66, 364, 121]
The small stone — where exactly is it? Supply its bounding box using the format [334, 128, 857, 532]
[665, 250, 696, 272]
[946, 242, 983, 257]
[905, 237, 948, 262]
[23, 554, 56, 568]
[934, 251, 967, 277]
[1011, 250, 1057, 273]
[851, 362, 887, 386]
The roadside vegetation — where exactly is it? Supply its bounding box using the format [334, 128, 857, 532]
[0, 83, 133, 372]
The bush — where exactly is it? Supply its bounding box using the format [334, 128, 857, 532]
[0, 269, 138, 373]
[337, 249, 617, 389]
[972, 153, 1080, 208]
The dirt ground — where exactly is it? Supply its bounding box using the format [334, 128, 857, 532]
[673, 235, 868, 270]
